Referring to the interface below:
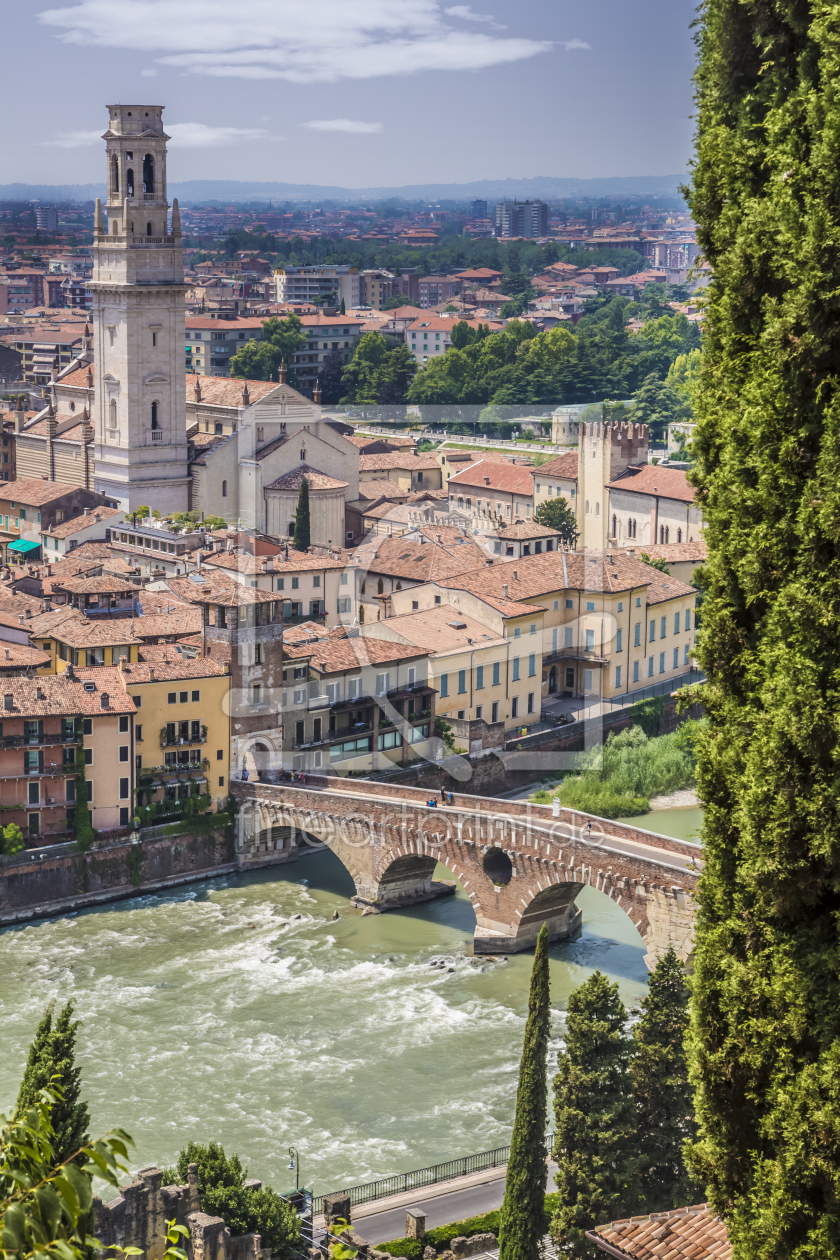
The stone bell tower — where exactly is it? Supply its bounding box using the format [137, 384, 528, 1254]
[88, 105, 190, 512]
[575, 420, 649, 551]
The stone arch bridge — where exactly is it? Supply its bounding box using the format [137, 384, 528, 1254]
[230, 779, 701, 968]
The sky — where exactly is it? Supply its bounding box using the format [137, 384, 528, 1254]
[2, 0, 697, 189]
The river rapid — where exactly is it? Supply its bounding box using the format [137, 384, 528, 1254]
[0, 852, 650, 1197]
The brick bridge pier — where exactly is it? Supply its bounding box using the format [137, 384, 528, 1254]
[231, 778, 701, 968]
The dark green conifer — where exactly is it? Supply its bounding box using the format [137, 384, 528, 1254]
[631, 947, 698, 1210]
[498, 924, 551, 1260]
[293, 475, 310, 551]
[551, 971, 639, 1258]
[16, 1000, 90, 1165]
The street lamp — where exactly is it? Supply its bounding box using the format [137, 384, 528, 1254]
[287, 1146, 299, 1191]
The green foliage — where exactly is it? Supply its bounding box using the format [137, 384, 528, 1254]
[1, 824, 24, 856]
[628, 696, 666, 738]
[665, 348, 702, 402]
[542, 726, 695, 819]
[133, 505, 150, 520]
[380, 294, 409, 311]
[499, 926, 550, 1260]
[203, 515, 229, 531]
[229, 315, 306, 385]
[126, 843, 144, 888]
[551, 972, 640, 1257]
[628, 372, 692, 442]
[631, 948, 699, 1211]
[0, 1087, 134, 1260]
[682, 2, 840, 1252]
[638, 553, 670, 574]
[162, 1142, 300, 1258]
[434, 716, 455, 752]
[341, 333, 417, 405]
[533, 498, 578, 547]
[72, 747, 94, 853]
[318, 351, 346, 405]
[15, 1002, 90, 1168]
[293, 476, 311, 552]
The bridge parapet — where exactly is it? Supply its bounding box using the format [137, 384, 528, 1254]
[231, 780, 700, 968]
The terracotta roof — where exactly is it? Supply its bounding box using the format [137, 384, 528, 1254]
[41, 507, 123, 539]
[162, 573, 238, 605]
[608, 463, 696, 504]
[286, 628, 425, 675]
[264, 464, 348, 491]
[588, 1204, 730, 1260]
[343, 434, 416, 450]
[536, 452, 578, 479]
[0, 668, 135, 717]
[436, 550, 696, 604]
[21, 415, 90, 443]
[355, 479, 408, 502]
[378, 605, 505, 654]
[134, 608, 203, 638]
[0, 642, 51, 669]
[121, 651, 229, 682]
[363, 502, 423, 522]
[447, 460, 534, 495]
[43, 613, 143, 649]
[54, 575, 136, 595]
[0, 475, 95, 506]
[634, 540, 707, 565]
[441, 448, 513, 465]
[185, 375, 277, 408]
[191, 584, 277, 607]
[348, 536, 488, 583]
[496, 520, 561, 539]
[359, 453, 439, 472]
[203, 550, 343, 576]
[53, 365, 91, 389]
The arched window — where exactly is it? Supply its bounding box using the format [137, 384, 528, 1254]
[151, 401, 159, 429]
[665, 526, 669, 543]
[111, 154, 119, 195]
[126, 168, 134, 198]
[396, 581, 402, 591]
[595, 501, 600, 517]
[146, 222, 153, 236]
[111, 220, 118, 236]
[377, 577, 384, 595]
[143, 153, 154, 194]
[585, 499, 590, 515]
[457, 497, 464, 509]
[222, 481, 227, 497]
[109, 399, 117, 428]
[677, 527, 682, 543]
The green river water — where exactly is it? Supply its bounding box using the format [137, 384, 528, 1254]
[0, 849, 654, 1199]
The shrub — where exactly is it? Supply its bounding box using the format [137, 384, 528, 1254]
[628, 696, 666, 737]
[377, 1197, 562, 1257]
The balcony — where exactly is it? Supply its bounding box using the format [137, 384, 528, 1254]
[1, 733, 81, 749]
[160, 726, 207, 749]
[543, 647, 610, 666]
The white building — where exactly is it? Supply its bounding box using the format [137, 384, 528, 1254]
[273, 266, 360, 308]
[405, 317, 454, 364]
[88, 104, 191, 513]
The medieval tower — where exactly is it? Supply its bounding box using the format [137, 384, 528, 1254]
[89, 105, 190, 512]
[576, 421, 649, 551]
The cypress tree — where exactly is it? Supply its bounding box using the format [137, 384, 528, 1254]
[293, 475, 310, 551]
[551, 971, 639, 1258]
[16, 1000, 90, 1165]
[498, 924, 551, 1260]
[686, 2, 840, 1253]
[630, 947, 698, 1211]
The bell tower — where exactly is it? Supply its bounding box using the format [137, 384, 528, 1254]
[89, 105, 190, 512]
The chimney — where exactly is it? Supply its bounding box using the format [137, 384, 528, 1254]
[513, 569, 518, 580]
[313, 379, 322, 404]
[24, 608, 31, 619]
[4, 649, 8, 660]
[436, 533, 441, 544]
[502, 584, 508, 598]
[484, 476, 490, 485]
[36, 687, 45, 700]
[149, 667, 154, 681]
[279, 360, 287, 384]
[194, 379, 202, 402]
[100, 693, 109, 709]
[241, 383, 250, 406]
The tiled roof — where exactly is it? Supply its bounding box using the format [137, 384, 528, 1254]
[264, 464, 348, 491]
[634, 540, 707, 564]
[203, 550, 343, 576]
[0, 668, 135, 717]
[496, 521, 561, 539]
[343, 434, 416, 450]
[21, 415, 90, 443]
[363, 502, 422, 522]
[134, 608, 203, 638]
[54, 575, 136, 595]
[359, 452, 439, 471]
[436, 550, 696, 603]
[0, 476, 95, 506]
[447, 460, 534, 495]
[355, 479, 408, 502]
[286, 629, 425, 675]
[185, 376, 277, 408]
[379, 605, 505, 654]
[53, 365, 91, 389]
[46, 614, 143, 649]
[536, 452, 578, 479]
[589, 1204, 730, 1260]
[608, 463, 696, 504]
[348, 536, 488, 583]
[189, 583, 277, 607]
[0, 642, 51, 669]
[121, 651, 228, 682]
[441, 448, 513, 465]
[41, 506, 123, 539]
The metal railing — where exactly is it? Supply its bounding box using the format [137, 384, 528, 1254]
[312, 1134, 554, 1215]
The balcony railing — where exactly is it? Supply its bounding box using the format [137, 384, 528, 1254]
[4, 733, 81, 749]
[160, 731, 207, 749]
[543, 647, 610, 665]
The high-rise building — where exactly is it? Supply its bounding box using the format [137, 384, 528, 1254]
[470, 199, 488, 220]
[494, 199, 549, 239]
[89, 105, 190, 513]
[35, 206, 58, 231]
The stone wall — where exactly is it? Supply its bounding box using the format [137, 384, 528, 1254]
[0, 822, 235, 925]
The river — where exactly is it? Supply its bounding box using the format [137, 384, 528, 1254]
[0, 851, 651, 1198]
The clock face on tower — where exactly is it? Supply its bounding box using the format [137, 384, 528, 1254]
[90, 106, 189, 515]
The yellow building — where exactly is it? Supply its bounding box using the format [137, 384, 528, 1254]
[28, 606, 142, 675]
[114, 652, 231, 813]
[73, 666, 138, 832]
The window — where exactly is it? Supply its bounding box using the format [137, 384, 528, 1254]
[348, 678, 361, 699]
[28, 813, 39, 836]
[222, 480, 227, 497]
[530, 624, 536, 635]
[585, 629, 595, 651]
[168, 692, 176, 704]
[136, 726, 143, 742]
[659, 652, 665, 674]
[119, 777, 129, 799]
[83, 718, 92, 735]
[292, 577, 299, 590]
[648, 656, 654, 677]
[616, 628, 623, 652]
[340, 573, 348, 585]
[119, 746, 129, 762]
[528, 654, 536, 677]
[455, 669, 466, 694]
[252, 683, 262, 704]
[674, 611, 680, 634]
[615, 665, 622, 688]
[179, 691, 188, 703]
[618, 601, 623, 613]
[514, 627, 520, 638]
[28, 781, 39, 805]
[412, 601, 419, 610]
[636, 596, 641, 607]
[434, 595, 441, 605]
[512, 658, 520, 681]
[492, 661, 500, 686]
[217, 749, 224, 760]
[219, 776, 225, 787]
[633, 660, 639, 682]
[583, 669, 593, 691]
[151, 400, 159, 429]
[554, 600, 559, 611]
[634, 623, 641, 648]
[376, 672, 390, 695]
[119, 715, 129, 733]
[491, 701, 499, 721]
[511, 697, 519, 717]
[685, 608, 692, 631]
[313, 575, 321, 588]
[565, 599, 573, 609]
[84, 748, 93, 765]
[440, 674, 449, 698]
[377, 730, 402, 750]
[586, 601, 595, 612]
[649, 621, 655, 642]
[564, 626, 573, 648]
[685, 643, 690, 665]
[476, 665, 484, 689]
[527, 692, 534, 714]
[673, 647, 679, 669]
[338, 597, 351, 613]
[661, 616, 666, 638]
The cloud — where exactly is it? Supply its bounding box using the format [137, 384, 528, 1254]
[559, 38, 590, 50]
[37, 0, 553, 83]
[444, 6, 506, 31]
[40, 122, 273, 148]
[304, 118, 382, 134]
[140, 66, 158, 76]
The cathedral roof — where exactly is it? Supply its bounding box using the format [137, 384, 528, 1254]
[264, 464, 348, 492]
[185, 375, 276, 409]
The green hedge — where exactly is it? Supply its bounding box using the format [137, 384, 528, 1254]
[377, 1195, 560, 1256]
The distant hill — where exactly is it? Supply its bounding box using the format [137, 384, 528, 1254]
[0, 174, 688, 205]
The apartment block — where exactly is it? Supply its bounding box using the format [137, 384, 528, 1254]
[495, 200, 549, 239]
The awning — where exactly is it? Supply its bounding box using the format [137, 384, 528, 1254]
[8, 539, 40, 554]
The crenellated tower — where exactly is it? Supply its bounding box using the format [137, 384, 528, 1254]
[89, 105, 189, 512]
[575, 420, 649, 551]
